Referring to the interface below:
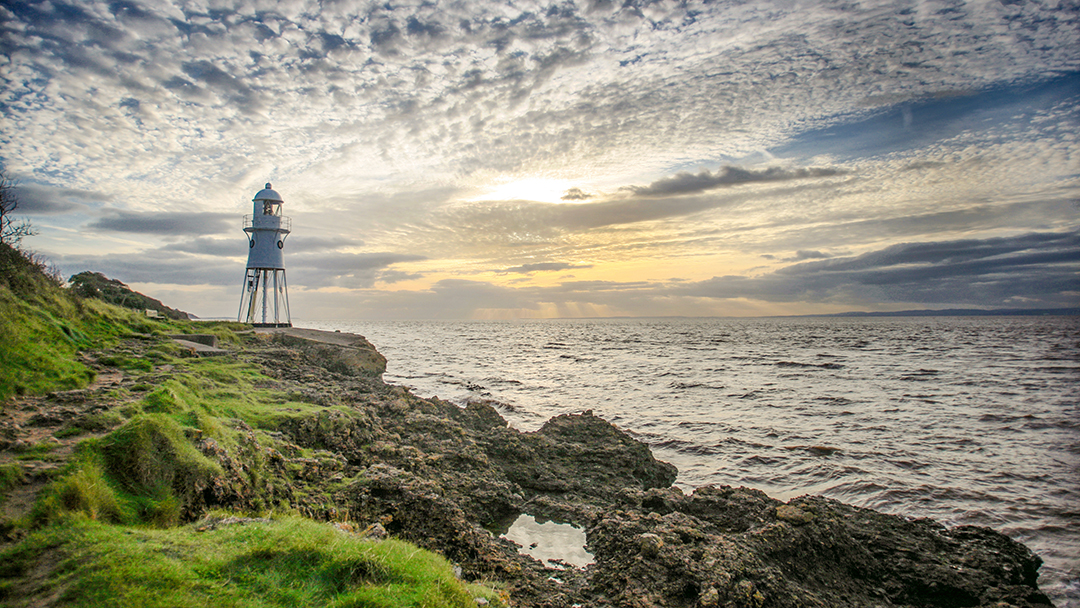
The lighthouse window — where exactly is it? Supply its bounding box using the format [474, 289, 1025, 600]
[277, 240, 283, 249]
[249, 239, 255, 248]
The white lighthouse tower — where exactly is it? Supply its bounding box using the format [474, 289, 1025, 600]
[238, 183, 292, 327]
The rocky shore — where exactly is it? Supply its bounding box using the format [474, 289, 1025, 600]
[1, 327, 1055, 607]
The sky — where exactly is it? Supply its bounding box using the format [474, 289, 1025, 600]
[1, 0, 1078, 320]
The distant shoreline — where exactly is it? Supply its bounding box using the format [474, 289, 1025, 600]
[798, 307, 1080, 318]
[197, 307, 1080, 323]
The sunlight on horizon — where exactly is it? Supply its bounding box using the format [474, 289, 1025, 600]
[469, 177, 580, 204]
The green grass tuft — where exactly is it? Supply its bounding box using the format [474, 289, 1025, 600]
[0, 463, 25, 507]
[139, 380, 195, 413]
[99, 415, 222, 523]
[57, 410, 127, 438]
[0, 516, 503, 608]
[32, 460, 129, 524]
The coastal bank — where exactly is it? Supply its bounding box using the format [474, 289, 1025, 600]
[0, 309, 1056, 606]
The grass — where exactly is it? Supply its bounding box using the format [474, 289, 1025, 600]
[0, 463, 24, 507]
[0, 244, 507, 607]
[0, 241, 207, 402]
[32, 460, 128, 525]
[31, 414, 225, 528]
[55, 410, 126, 438]
[0, 285, 186, 402]
[0, 516, 503, 608]
[149, 356, 368, 433]
[22, 353, 330, 530]
[0, 287, 97, 400]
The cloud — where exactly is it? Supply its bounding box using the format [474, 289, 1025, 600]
[15, 184, 111, 215]
[162, 237, 244, 257]
[7, 0, 1073, 196]
[161, 234, 361, 259]
[330, 279, 540, 320]
[500, 262, 593, 274]
[561, 188, 593, 201]
[432, 172, 847, 241]
[552, 280, 656, 293]
[3, 0, 1079, 319]
[781, 250, 833, 262]
[53, 250, 238, 287]
[87, 210, 234, 236]
[286, 235, 363, 252]
[290, 251, 427, 288]
[774, 232, 1078, 277]
[50, 245, 426, 297]
[191, 227, 1080, 320]
[377, 269, 424, 284]
[364, 230, 1078, 318]
[625, 166, 846, 197]
[775, 75, 1080, 161]
[683, 231, 1080, 308]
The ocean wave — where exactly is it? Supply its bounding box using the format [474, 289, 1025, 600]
[668, 381, 726, 390]
[776, 361, 845, 370]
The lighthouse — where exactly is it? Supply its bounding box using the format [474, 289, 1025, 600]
[238, 183, 291, 327]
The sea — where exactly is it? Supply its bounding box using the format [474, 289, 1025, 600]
[298, 316, 1079, 606]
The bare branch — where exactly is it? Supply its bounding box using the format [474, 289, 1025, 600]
[0, 173, 36, 247]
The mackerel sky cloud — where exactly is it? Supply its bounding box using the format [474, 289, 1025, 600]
[1, 0, 1077, 318]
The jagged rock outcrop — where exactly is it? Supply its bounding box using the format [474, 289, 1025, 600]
[234, 330, 1051, 608]
[586, 487, 1051, 607]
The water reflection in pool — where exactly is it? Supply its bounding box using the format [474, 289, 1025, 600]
[500, 514, 594, 569]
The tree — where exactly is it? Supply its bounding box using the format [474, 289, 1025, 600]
[0, 172, 36, 247]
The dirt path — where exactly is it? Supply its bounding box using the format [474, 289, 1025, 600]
[1, 358, 133, 526]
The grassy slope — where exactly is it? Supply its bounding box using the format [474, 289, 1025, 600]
[2, 517, 488, 608]
[0, 244, 503, 607]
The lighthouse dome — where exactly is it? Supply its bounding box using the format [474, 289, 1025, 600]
[253, 183, 283, 202]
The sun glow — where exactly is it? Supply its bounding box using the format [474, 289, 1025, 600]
[470, 177, 578, 204]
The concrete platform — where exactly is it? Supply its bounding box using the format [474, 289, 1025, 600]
[171, 338, 230, 357]
[253, 326, 386, 376]
[254, 326, 372, 348]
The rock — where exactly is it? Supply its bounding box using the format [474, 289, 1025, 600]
[487, 411, 678, 505]
[638, 533, 664, 557]
[194, 516, 271, 531]
[698, 585, 720, 607]
[28, 408, 76, 427]
[107, 326, 1050, 608]
[585, 488, 1053, 608]
[359, 522, 388, 540]
[47, 389, 91, 403]
[268, 329, 387, 377]
[775, 504, 813, 525]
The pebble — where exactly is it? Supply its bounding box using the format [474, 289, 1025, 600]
[638, 533, 664, 556]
